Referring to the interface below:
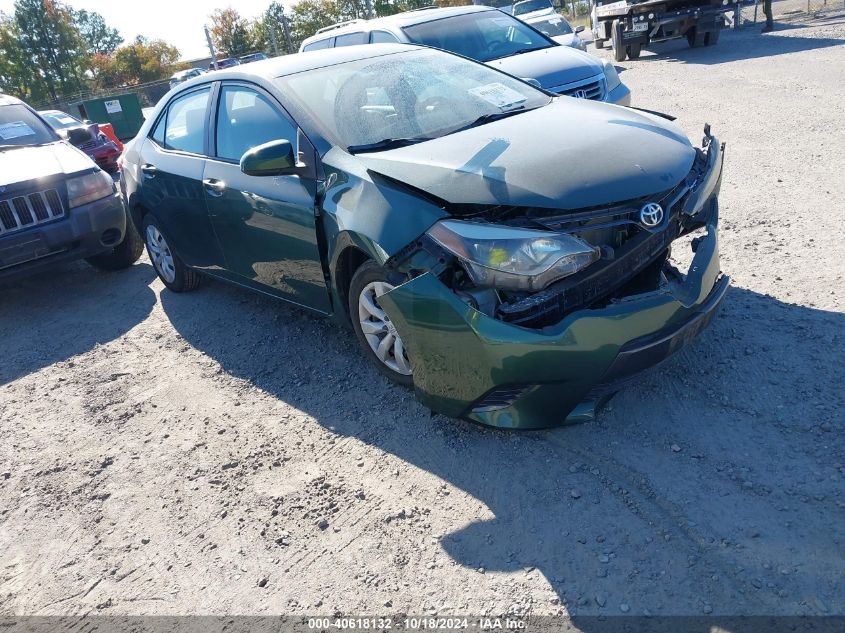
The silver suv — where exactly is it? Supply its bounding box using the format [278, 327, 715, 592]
[300, 6, 629, 105]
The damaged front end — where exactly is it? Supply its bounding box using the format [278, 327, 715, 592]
[378, 127, 729, 429]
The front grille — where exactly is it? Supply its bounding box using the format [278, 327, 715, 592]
[554, 74, 607, 101]
[0, 189, 65, 236]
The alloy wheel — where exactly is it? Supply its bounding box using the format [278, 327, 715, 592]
[357, 281, 412, 376]
[145, 224, 177, 284]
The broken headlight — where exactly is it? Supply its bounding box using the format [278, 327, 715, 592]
[427, 220, 599, 292]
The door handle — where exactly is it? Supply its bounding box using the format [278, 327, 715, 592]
[141, 163, 157, 178]
[203, 178, 226, 197]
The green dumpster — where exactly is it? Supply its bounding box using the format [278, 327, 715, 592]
[71, 93, 144, 141]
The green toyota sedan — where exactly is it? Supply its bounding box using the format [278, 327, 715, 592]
[121, 44, 728, 429]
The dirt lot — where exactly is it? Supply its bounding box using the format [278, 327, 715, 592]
[2, 15, 844, 622]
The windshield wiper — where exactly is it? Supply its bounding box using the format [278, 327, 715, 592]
[491, 45, 550, 60]
[446, 105, 539, 136]
[347, 136, 433, 154]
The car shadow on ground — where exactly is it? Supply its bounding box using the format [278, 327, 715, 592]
[627, 22, 845, 65]
[161, 279, 844, 618]
[0, 261, 157, 385]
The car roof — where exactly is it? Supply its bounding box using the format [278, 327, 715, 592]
[0, 94, 24, 106]
[301, 5, 495, 45]
[195, 43, 422, 82]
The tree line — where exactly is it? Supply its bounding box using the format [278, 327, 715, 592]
[0, 0, 457, 107]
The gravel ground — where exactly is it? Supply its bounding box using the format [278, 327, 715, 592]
[1, 16, 844, 622]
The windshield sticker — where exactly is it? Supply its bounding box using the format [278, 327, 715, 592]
[0, 121, 36, 140]
[55, 115, 77, 125]
[468, 83, 527, 109]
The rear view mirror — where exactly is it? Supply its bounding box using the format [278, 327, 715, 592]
[240, 139, 296, 176]
[67, 127, 91, 146]
[575, 25, 585, 33]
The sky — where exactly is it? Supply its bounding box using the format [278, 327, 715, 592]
[0, 0, 281, 60]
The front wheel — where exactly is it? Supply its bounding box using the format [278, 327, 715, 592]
[142, 213, 201, 292]
[348, 261, 413, 387]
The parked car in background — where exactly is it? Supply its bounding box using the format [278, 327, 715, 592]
[512, 0, 556, 17]
[300, 6, 629, 105]
[1, 95, 142, 282]
[238, 52, 269, 64]
[209, 57, 240, 70]
[39, 109, 121, 173]
[120, 44, 726, 429]
[523, 12, 587, 50]
[169, 67, 207, 90]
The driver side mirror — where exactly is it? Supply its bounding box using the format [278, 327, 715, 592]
[67, 127, 92, 146]
[240, 139, 297, 176]
[575, 25, 585, 33]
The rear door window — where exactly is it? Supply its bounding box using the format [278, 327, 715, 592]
[335, 32, 368, 47]
[153, 87, 211, 154]
[303, 37, 333, 51]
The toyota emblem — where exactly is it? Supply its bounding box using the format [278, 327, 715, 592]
[639, 202, 664, 229]
[573, 89, 588, 99]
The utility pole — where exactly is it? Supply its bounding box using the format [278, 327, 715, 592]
[270, 26, 280, 56]
[204, 25, 219, 70]
[281, 15, 293, 53]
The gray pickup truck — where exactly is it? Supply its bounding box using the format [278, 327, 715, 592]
[0, 94, 142, 283]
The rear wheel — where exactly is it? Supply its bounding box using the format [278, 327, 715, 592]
[611, 20, 627, 61]
[627, 43, 642, 59]
[704, 28, 720, 45]
[687, 27, 706, 47]
[86, 218, 143, 271]
[594, 38, 605, 49]
[348, 261, 413, 387]
[142, 213, 201, 292]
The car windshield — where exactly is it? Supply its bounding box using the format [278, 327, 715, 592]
[402, 11, 553, 62]
[513, 0, 553, 15]
[40, 111, 84, 130]
[0, 104, 58, 148]
[530, 15, 573, 36]
[276, 48, 550, 152]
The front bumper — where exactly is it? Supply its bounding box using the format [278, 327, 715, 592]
[0, 192, 126, 283]
[607, 82, 631, 106]
[379, 215, 726, 430]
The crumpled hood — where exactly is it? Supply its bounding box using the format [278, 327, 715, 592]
[486, 45, 602, 90]
[356, 98, 696, 210]
[0, 142, 95, 187]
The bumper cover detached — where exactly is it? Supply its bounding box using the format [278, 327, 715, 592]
[0, 192, 126, 283]
[379, 219, 727, 430]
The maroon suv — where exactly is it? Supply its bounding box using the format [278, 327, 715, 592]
[39, 110, 121, 173]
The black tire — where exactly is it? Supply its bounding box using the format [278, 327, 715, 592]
[594, 38, 605, 49]
[704, 29, 720, 46]
[85, 217, 144, 271]
[611, 20, 627, 62]
[348, 260, 413, 388]
[687, 27, 706, 47]
[627, 43, 642, 59]
[141, 213, 202, 293]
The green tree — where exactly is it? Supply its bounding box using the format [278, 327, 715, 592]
[0, 12, 49, 102]
[13, 0, 88, 100]
[253, 1, 292, 55]
[74, 9, 122, 56]
[92, 36, 182, 87]
[210, 7, 255, 57]
[288, 0, 345, 48]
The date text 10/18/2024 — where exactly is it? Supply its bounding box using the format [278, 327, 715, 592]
[307, 617, 527, 630]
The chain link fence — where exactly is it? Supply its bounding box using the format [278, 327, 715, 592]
[34, 78, 171, 118]
[733, 0, 844, 26]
